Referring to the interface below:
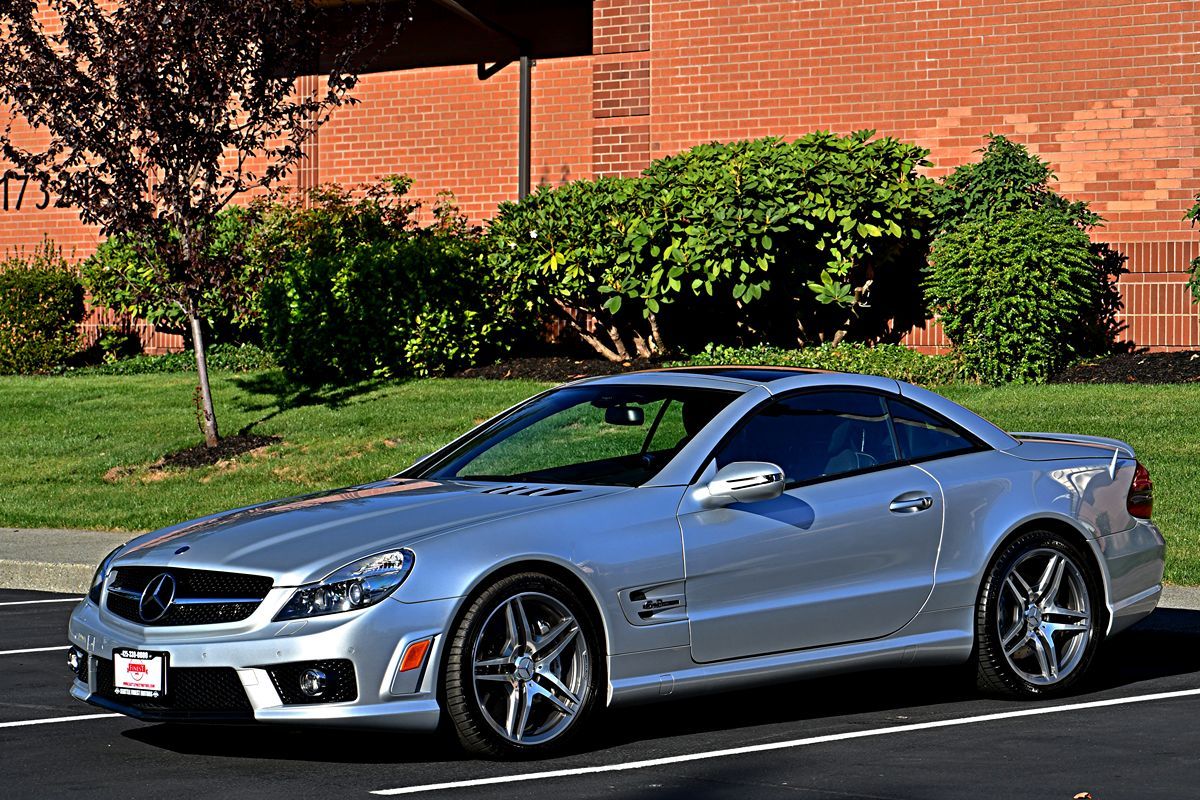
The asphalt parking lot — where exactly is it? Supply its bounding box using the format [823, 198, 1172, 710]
[3, 586, 1198, 800]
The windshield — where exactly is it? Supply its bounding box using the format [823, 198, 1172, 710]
[418, 384, 738, 487]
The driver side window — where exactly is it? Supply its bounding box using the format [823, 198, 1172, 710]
[716, 391, 899, 485]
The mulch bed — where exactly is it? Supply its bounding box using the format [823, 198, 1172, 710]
[453, 355, 658, 382]
[153, 433, 282, 471]
[1053, 351, 1200, 384]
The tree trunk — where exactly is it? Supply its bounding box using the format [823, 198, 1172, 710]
[647, 313, 666, 353]
[796, 314, 813, 348]
[189, 313, 220, 448]
[548, 301, 630, 363]
[630, 330, 652, 359]
[603, 321, 633, 361]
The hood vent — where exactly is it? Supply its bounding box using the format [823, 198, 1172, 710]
[474, 484, 581, 498]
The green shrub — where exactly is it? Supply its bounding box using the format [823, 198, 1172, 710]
[934, 135, 1101, 230]
[81, 207, 263, 345]
[639, 132, 937, 347]
[487, 132, 939, 361]
[0, 241, 84, 374]
[933, 135, 1125, 361]
[73, 343, 275, 375]
[486, 177, 651, 361]
[94, 324, 142, 363]
[925, 210, 1105, 384]
[675, 343, 965, 385]
[260, 178, 507, 386]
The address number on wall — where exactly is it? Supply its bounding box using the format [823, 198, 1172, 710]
[1, 171, 51, 211]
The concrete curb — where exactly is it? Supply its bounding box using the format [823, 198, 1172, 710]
[1161, 585, 1200, 611]
[0, 528, 132, 593]
[2, 528, 1200, 610]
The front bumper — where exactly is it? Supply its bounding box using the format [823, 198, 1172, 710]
[67, 592, 459, 730]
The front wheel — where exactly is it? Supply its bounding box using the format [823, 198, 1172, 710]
[443, 573, 601, 758]
[974, 530, 1103, 697]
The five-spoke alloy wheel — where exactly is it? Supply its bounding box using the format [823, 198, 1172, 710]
[444, 573, 600, 757]
[975, 530, 1102, 697]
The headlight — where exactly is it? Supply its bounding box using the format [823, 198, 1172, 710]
[87, 544, 126, 605]
[274, 549, 414, 621]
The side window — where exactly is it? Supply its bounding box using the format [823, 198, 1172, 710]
[887, 398, 976, 461]
[716, 391, 899, 484]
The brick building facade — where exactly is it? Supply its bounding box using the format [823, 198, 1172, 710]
[2, 0, 1198, 351]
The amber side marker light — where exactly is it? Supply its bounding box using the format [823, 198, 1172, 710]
[399, 638, 432, 672]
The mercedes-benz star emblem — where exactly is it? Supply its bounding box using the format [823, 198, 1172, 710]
[138, 573, 176, 622]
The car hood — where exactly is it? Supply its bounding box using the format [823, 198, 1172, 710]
[113, 478, 621, 586]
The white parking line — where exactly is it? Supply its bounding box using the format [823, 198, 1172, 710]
[0, 597, 81, 607]
[0, 713, 122, 729]
[370, 687, 1200, 796]
[0, 646, 69, 656]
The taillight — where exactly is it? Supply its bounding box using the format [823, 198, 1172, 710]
[1127, 461, 1153, 519]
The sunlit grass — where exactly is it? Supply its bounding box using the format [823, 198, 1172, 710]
[0, 371, 545, 532]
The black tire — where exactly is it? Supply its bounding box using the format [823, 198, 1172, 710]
[975, 529, 1104, 697]
[443, 572, 602, 758]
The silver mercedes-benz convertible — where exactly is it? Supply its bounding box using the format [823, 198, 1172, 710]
[68, 367, 1165, 756]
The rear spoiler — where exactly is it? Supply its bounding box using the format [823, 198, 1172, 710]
[1010, 432, 1136, 458]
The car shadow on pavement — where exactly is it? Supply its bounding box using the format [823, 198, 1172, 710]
[1083, 608, 1200, 690]
[120, 607, 1200, 765]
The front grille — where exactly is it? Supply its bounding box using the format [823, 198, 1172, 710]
[94, 657, 251, 717]
[106, 566, 273, 626]
[267, 659, 358, 705]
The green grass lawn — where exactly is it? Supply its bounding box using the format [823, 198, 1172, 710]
[0, 372, 1195, 583]
[0, 372, 545, 532]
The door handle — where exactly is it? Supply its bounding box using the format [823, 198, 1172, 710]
[889, 495, 933, 513]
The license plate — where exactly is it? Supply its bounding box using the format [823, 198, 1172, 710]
[112, 648, 168, 698]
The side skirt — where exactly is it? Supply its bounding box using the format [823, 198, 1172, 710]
[607, 606, 975, 707]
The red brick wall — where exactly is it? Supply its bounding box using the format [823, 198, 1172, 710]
[1, 0, 1198, 351]
[649, 0, 1200, 350]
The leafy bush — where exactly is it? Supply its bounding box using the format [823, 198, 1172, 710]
[932, 134, 1126, 365]
[676, 343, 965, 385]
[259, 178, 507, 386]
[934, 135, 1101, 230]
[0, 241, 84, 374]
[94, 324, 142, 363]
[73, 343, 275, 375]
[926, 210, 1106, 383]
[639, 132, 937, 347]
[487, 132, 938, 361]
[81, 207, 263, 345]
[486, 177, 652, 361]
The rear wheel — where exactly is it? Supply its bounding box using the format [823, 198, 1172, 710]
[443, 573, 600, 757]
[975, 530, 1102, 697]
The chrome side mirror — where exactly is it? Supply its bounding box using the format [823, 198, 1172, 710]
[704, 461, 786, 506]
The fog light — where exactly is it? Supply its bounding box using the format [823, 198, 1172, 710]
[67, 647, 87, 679]
[299, 668, 327, 697]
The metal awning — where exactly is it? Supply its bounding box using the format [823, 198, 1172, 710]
[319, 1, 593, 198]
[324, 0, 592, 73]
